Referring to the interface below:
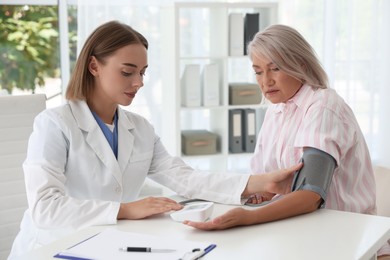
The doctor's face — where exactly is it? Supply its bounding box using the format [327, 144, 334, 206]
[252, 55, 302, 104]
[89, 43, 148, 107]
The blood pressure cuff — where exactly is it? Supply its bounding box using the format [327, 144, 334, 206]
[291, 147, 337, 208]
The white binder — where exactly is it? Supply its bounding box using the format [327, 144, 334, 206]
[202, 63, 220, 106]
[242, 109, 256, 152]
[229, 13, 244, 56]
[181, 64, 201, 107]
[229, 109, 243, 153]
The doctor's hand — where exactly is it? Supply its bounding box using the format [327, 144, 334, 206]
[242, 163, 303, 198]
[117, 197, 183, 220]
[183, 207, 252, 230]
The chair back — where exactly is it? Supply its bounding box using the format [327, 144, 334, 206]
[374, 166, 390, 217]
[0, 94, 46, 259]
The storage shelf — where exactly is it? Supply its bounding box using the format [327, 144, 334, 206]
[166, 2, 278, 172]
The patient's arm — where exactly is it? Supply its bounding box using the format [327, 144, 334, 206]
[183, 147, 336, 230]
[246, 189, 322, 225]
[183, 190, 321, 230]
[249, 146, 337, 224]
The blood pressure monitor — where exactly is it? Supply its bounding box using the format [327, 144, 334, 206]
[170, 202, 214, 222]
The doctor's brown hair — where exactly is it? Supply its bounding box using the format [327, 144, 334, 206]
[66, 21, 148, 101]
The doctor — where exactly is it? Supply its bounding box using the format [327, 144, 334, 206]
[8, 21, 302, 258]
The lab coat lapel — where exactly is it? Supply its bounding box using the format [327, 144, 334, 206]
[69, 100, 122, 183]
[117, 107, 134, 173]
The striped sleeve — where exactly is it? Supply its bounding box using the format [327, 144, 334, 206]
[294, 92, 355, 166]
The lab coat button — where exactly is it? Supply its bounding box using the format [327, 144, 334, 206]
[115, 187, 121, 193]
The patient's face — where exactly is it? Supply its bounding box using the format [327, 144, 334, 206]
[252, 55, 302, 103]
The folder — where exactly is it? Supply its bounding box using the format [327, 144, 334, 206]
[242, 109, 256, 152]
[229, 109, 243, 153]
[202, 63, 220, 106]
[244, 13, 259, 55]
[229, 13, 244, 56]
[181, 64, 201, 107]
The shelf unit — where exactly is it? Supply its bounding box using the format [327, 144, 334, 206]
[165, 2, 278, 173]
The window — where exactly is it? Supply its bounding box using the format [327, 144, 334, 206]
[0, 1, 77, 108]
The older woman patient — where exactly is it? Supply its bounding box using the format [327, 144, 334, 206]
[184, 24, 390, 258]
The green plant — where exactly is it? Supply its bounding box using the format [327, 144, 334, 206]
[0, 5, 59, 93]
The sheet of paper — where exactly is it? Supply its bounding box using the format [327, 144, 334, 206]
[54, 228, 212, 260]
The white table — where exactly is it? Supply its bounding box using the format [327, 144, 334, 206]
[15, 203, 390, 260]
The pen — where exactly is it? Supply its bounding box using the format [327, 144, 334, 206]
[195, 244, 217, 259]
[186, 250, 203, 260]
[119, 247, 176, 253]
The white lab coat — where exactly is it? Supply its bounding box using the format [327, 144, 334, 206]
[9, 100, 249, 258]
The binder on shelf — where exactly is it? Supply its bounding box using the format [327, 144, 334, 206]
[242, 109, 256, 153]
[259, 8, 271, 31]
[202, 63, 220, 107]
[229, 13, 244, 56]
[229, 109, 243, 153]
[244, 13, 260, 55]
[181, 64, 201, 107]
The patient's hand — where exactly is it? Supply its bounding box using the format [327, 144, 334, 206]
[183, 207, 252, 230]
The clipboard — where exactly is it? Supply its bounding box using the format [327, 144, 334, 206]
[54, 229, 214, 260]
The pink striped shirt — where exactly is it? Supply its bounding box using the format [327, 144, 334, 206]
[250, 84, 376, 214]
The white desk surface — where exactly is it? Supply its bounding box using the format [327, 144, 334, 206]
[15, 203, 390, 260]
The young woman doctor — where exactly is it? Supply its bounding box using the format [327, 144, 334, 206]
[8, 21, 302, 258]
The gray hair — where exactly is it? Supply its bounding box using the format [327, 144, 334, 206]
[247, 24, 329, 89]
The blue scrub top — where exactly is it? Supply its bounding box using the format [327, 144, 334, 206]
[91, 109, 119, 159]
